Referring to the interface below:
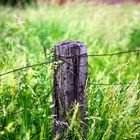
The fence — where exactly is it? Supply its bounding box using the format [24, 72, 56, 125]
[0, 40, 140, 139]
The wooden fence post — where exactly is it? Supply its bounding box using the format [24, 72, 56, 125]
[53, 40, 88, 139]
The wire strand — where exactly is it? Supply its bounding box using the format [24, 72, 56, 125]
[57, 49, 140, 58]
[90, 81, 140, 86]
[0, 60, 55, 77]
[88, 49, 140, 57]
[1, 49, 140, 77]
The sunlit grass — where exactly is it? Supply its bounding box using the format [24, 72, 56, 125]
[0, 2, 140, 139]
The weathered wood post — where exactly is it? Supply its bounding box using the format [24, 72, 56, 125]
[53, 40, 88, 139]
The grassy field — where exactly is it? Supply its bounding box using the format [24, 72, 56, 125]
[0, 2, 140, 140]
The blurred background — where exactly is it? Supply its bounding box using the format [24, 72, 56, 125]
[0, 0, 140, 6]
[0, 0, 140, 140]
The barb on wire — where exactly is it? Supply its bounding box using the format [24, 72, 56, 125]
[57, 49, 140, 58]
[57, 81, 140, 99]
[1, 49, 140, 77]
[0, 59, 55, 77]
[87, 49, 140, 57]
[89, 81, 140, 86]
[42, 44, 54, 60]
[60, 59, 87, 76]
[58, 59, 140, 87]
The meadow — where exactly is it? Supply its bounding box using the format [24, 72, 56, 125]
[0, 2, 140, 139]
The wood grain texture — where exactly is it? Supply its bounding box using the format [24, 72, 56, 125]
[53, 40, 88, 139]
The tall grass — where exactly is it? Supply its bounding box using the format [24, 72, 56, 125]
[0, 3, 140, 139]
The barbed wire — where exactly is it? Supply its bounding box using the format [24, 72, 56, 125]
[0, 80, 139, 120]
[0, 49, 139, 139]
[0, 50, 139, 86]
[57, 49, 140, 58]
[55, 81, 139, 100]
[87, 49, 140, 57]
[0, 59, 55, 77]
[0, 49, 140, 77]
[0, 49, 140, 120]
[89, 81, 140, 86]
[60, 58, 140, 86]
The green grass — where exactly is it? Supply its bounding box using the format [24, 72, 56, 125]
[0, 2, 140, 140]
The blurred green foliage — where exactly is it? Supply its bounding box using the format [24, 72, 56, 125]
[129, 27, 140, 49]
[0, 0, 33, 6]
[0, 3, 140, 140]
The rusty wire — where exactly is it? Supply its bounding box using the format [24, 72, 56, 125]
[0, 49, 140, 84]
[0, 49, 140, 119]
[0, 59, 55, 77]
[57, 49, 140, 58]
